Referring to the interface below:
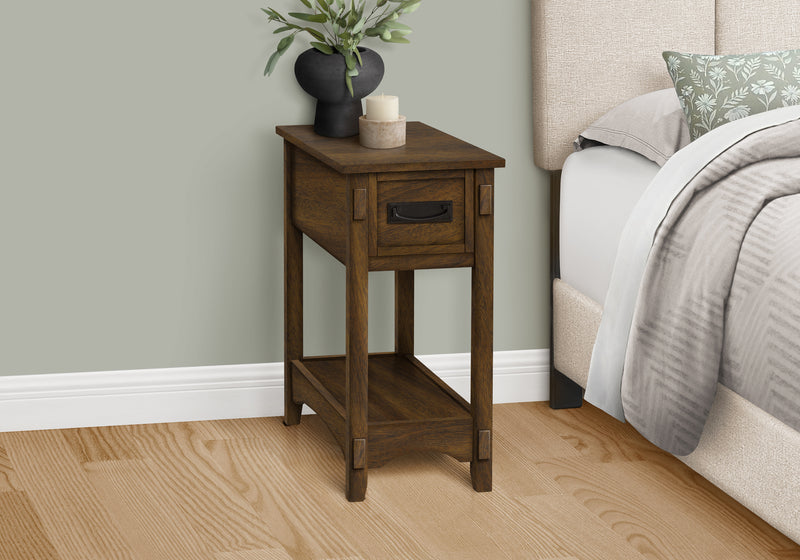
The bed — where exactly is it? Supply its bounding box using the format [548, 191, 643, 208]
[532, 0, 800, 542]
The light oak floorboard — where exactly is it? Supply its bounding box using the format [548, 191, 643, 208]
[0, 430, 136, 560]
[0, 446, 20, 493]
[124, 421, 280, 555]
[84, 458, 212, 560]
[204, 418, 433, 559]
[62, 425, 143, 464]
[214, 550, 294, 560]
[0, 402, 797, 560]
[0, 492, 59, 560]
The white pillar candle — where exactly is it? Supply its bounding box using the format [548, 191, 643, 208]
[365, 94, 399, 121]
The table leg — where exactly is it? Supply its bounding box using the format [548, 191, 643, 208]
[346, 176, 369, 501]
[470, 171, 494, 492]
[284, 143, 303, 426]
[395, 270, 414, 356]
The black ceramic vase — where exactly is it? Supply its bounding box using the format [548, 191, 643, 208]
[294, 47, 384, 138]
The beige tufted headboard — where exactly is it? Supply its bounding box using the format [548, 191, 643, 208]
[532, 0, 800, 171]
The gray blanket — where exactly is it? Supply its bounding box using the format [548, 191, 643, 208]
[622, 119, 800, 456]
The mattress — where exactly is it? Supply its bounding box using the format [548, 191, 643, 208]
[560, 146, 660, 305]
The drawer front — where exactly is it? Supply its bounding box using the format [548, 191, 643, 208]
[375, 171, 473, 256]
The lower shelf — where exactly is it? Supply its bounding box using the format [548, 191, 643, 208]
[291, 353, 473, 468]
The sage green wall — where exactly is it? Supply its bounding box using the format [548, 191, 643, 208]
[0, 0, 550, 376]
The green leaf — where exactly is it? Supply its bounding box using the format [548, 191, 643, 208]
[261, 8, 284, 21]
[385, 31, 410, 43]
[384, 21, 412, 33]
[345, 73, 354, 96]
[288, 11, 328, 23]
[265, 49, 283, 76]
[377, 0, 388, 5]
[381, 29, 392, 41]
[303, 27, 326, 41]
[344, 50, 356, 70]
[276, 33, 295, 53]
[315, 0, 331, 14]
[272, 25, 295, 34]
[352, 12, 368, 34]
[299, 0, 313, 8]
[354, 48, 363, 67]
[399, 0, 421, 14]
[311, 41, 334, 54]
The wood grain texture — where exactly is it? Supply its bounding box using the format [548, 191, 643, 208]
[84, 458, 210, 560]
[367, 252, 474, 271]
[125, 421, 277, 554]
[214, 550, 293, 560]
[295, 353, 473, 469]
[478, 183, 493, 215]
[203, 417, 432, 560]
[376, 175, 466, 252]
[0, 491, 60, 560]
[345, 173, 369, 501]
[291, 148, 347, 264]
[0, 430, 136, 559]
[276, 122, 506, 175]
[284, 142, 304, 427]
[62, 425, 142, 464]
[464, 169, 475, 253]
[394, 270, 414, 355]
[470, 168, 494, 493]
[0, 403, 797, 559]
[297, 354, 470, 423]
[0, 445, 20, 493]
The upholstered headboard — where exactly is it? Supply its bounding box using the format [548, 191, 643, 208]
[532, 0, 800, 170]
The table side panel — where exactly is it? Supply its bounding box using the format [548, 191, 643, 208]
[291, 149, 348, 262]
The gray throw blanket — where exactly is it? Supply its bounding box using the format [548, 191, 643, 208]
[622, 119, 800, 456]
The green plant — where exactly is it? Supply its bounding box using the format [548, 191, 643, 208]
[262, 0, 422, 95]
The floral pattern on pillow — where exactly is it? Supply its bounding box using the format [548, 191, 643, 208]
[663, 49, 800, 140]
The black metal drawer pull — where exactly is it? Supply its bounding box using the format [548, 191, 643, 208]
[387, 201, 453, 224]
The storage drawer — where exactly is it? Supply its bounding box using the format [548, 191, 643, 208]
[374, 170, 474, 256]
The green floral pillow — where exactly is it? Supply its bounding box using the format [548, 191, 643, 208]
[663, 49, 800, 140]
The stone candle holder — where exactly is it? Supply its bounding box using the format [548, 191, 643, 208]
[358, 115, 406, 149]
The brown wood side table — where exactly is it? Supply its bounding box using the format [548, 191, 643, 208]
[277, 122, 505, 501]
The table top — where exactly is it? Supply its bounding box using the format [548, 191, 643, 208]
[276, 121, 505, 175]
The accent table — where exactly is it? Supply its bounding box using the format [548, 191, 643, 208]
[277, 122, 505, 501]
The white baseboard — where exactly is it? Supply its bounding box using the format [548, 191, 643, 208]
[0, 349, 549, 432]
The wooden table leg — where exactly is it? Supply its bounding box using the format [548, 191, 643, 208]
[395, 270, 414, 356]
[470, 170, 494, 492]
[284, 142, 303, 426]
[345, 176, 369, 501]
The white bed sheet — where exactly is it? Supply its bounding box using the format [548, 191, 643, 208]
[559, 146, 660, 305]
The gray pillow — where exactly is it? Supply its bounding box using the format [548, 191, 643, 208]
[663, 48, 800, 140]
[575, 88, 690, 166]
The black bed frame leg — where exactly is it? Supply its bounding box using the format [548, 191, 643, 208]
[549, 368, 584, 409]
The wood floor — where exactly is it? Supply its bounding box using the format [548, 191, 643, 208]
[0, 402, 797, 560]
